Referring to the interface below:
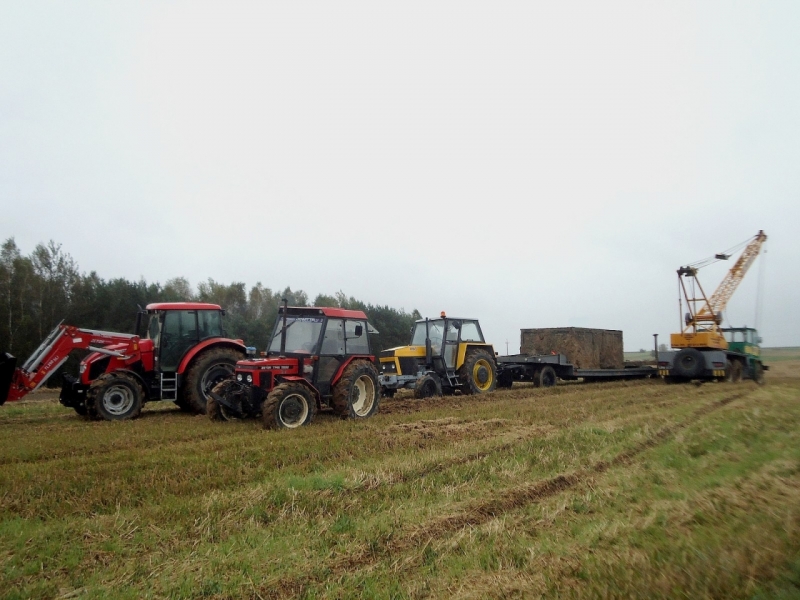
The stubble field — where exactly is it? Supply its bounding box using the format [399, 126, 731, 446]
[1, 350, 799, 599]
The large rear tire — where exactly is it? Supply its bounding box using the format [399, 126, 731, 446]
[263, 383, 317, 430]
[88, 372, 144, 421]
[458, 350, 497, 394]
[182, 347, 244, 415]
[332, 360, 380, 420]
[672, 348, 704, 379]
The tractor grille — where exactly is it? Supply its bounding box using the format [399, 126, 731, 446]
[258, 371, 273, 391]
[398, 357, 419, 376]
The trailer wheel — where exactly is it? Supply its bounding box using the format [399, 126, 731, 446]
[537, 365, 557, 388]
[458, 350, 497, 394]
[263, 383, 317, 429]
[182, 347, 244, 414]
[496, 371, 514, 389]
[672, 348, 704, 379]
[414, 373, 442, 399]
[333, 360, 380, 419]
[725, 360, 743, 383]
[89, 373, 144, 421]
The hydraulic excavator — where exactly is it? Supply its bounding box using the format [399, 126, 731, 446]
[659, 230, 768, 383]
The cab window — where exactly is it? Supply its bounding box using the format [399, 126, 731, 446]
[345, 320, 370, 354]
[460, 321, 483, 342]
[198, 310, 223, 339]
[321, 319, 345, 355]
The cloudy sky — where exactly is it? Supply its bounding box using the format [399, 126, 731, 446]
[2, 1, 798, 352]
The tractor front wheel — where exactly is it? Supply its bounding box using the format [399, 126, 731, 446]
[458, 350, 497, 394]
[182, 347, 244, 415]
[414, 373, 442, 399]
[89, 373, 144, 421]
[332, 361, 380, 419]
[263, 383, 317, 430]
[207, 380, 239, 421]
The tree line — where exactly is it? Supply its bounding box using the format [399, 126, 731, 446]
[0, 238, 420, 375]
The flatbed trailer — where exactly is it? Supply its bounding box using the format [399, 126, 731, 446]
[496, 353, 657, 388]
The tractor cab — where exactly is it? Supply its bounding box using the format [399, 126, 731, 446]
[209, 305, 381, 427]
[141, 303, 228, 373]
[721, 327, 762, 359]
[379, 313, 497, 397]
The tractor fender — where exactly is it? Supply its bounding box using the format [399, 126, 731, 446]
[456, 344, 496, 371]
[330, 355, 377, 386]
[275, 375, 321, 405]
[176, 338, 247, 375]
[106, 369, 152, 401]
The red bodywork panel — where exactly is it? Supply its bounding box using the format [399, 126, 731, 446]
[5, 325, 142, 403]
[234, 354, 375, 401]
[176, 337, 247, 375]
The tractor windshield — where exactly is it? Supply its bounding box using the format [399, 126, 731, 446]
[411, 320, 445, 349]
[269, 316, 324, 354]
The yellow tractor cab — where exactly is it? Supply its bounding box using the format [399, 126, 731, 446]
[379, 313, 497, 398]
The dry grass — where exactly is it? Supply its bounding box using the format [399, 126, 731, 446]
[1, 368, 799, 599]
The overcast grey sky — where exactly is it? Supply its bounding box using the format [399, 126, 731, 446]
[1, 1, 799, 352]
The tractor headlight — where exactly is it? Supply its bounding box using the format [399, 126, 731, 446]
[246, 374, 253, 383]
[236, 373, 243, 382]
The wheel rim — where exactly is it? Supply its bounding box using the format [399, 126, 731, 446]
[278, 393, 309, 428]
[102, 385, 135, 416]
[352, 375, 376, 416]
[472, 359, 493, 391]
[200, 363, 235, 399]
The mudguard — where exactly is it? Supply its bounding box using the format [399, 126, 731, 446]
[0, 352, 17, 406]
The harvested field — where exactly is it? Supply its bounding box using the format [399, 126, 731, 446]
[1, 354, 799, 599]
[521, 327, 624, 368]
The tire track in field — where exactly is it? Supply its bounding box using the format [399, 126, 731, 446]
[257, 389, 749, 597]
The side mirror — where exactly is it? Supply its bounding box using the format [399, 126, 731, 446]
[354, 324, 363, 337]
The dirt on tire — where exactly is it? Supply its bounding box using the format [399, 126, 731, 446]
[181, 347, 244, 415]
[332, 360, 380, 419]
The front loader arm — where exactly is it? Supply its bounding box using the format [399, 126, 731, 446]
[0, 324, 141, 405]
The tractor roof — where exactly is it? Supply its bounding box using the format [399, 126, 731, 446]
[146, 302, 223, 311]
[281, 306, 369, 320]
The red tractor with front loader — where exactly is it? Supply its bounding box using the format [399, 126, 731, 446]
[0, 302, 246, 420]
[208, 303, 381, 429]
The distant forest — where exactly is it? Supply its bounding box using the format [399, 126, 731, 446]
[0, 238, 420, 367]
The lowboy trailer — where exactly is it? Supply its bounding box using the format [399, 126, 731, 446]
[496, 353, 657, 388]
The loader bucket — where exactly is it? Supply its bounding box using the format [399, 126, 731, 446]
[0, 352, 17, 406]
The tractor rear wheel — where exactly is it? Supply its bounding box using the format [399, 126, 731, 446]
[414, 373, 442, 399]
[458, 350, 497, 394]
[332, 360, 380, 419]
[263, 383, 317, 430]
[89, 372, 144, 421]
[182, 347, 244, 415]
[672, 348, 704, 379]
[537, 365, 557, 388]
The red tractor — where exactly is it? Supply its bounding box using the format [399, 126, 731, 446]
[0, 303, 246, 421]
[208, 303, 381, 429]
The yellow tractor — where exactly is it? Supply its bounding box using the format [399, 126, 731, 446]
[378, 312, 497, 398]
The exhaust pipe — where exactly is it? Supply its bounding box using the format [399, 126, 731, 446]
[0, 352, 17, 406]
